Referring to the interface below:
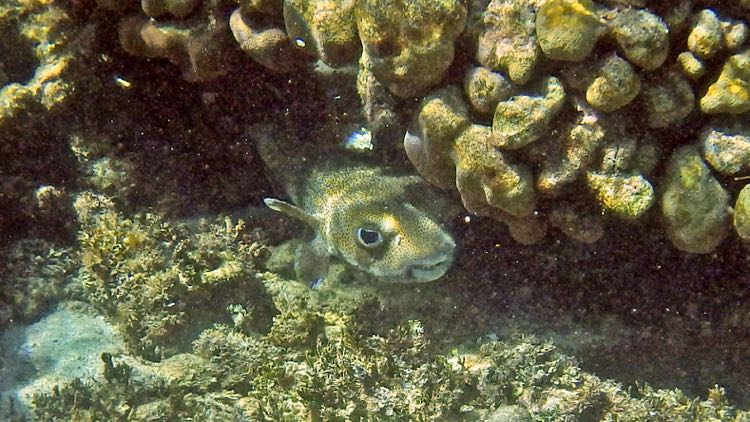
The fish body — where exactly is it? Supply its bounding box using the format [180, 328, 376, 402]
[259, 129, 456, 284]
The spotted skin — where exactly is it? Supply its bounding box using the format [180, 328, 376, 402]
[265, 160, 456, 284]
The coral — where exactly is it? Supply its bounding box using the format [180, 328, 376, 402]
[283, 0, 360, 67]
[230, 7, 308, 72]
[608, 7, 669, 70]
[687, 9, 747, 59]
[536, 99, 606, 195]
[639, 69, 694, 129]
[118, 6, 235, 82]
[463, 66, 513, 115]
[492, 76, 566, 149]
[586, 172, 654, 220]
[477, 0, 539, 84]
[73, 192, 271, 359]
[0, 240, 75, 326]
[141, 0, 201, 18]
[535, 0, 602, 62]
[735, 184, 750, 241]
[700, 50, 750, 114]
[404, 86, 468, 189]
[677, 51, 706, 80]
[701, 124, 750, 176]
[354, 0, 467, 98]
[661, 145, 730, 254]
[30, 301, 750, 421]
[453, 124, 537, 218]
[548, 203, 604, 243]
[584, 54, 641, 113]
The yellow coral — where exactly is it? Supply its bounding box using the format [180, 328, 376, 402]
[700, 50, 750, 114]
[536, 0, 601, 62]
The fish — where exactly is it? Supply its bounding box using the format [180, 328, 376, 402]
[256, 125, 457, 285]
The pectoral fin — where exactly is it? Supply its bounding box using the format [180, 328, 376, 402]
[264, 198, 318, 228]
[294, 241, 330, 289]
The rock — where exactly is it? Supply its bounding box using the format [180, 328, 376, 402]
[701, 125, 750, 176]
[355, 0, 467, 97]
[586, 171, 654, 219]
[661, 145, 729, 254]
[230, 7, 308, 72]
[141, 0, 201, 18]
[453, 124, 537, 218]
[283, 0, 360, 67]
[464, 66, 514, 115]
[687, 9, 723, 60]
[405, 86, 470, 189]
[609, 8, 669, 70]
[585, 54, 641, 112]
[735, 184, 750, 241]
[535, 0, 602, 62]
[477, 0, 540, 84]
[640, 70, 694, 128]
[492, 76, 566, 150]
[700, 50, 750, 114]
[677, 51, 706, 81]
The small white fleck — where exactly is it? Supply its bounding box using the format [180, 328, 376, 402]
[114, 76, 131, 88]
[463, 215, 471, 223]
[295, 38, 306, 47]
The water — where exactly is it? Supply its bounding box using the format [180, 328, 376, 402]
[1, 0, 749, 420]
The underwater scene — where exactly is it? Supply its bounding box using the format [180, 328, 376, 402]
[2, 0, 750, 420]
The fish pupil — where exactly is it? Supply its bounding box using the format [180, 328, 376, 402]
[357, 228, 382, 246]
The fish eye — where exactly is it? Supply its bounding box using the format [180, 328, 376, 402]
[356, 228, 383, 248]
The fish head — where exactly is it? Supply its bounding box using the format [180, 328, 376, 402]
[328, 199, 456, 282]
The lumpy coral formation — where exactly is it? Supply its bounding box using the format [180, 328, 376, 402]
[86, 0, 750, 254]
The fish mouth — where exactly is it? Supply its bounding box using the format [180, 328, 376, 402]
[406, 254, 454, 282]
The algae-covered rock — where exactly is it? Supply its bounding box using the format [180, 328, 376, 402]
[355, 0, 467, 97]
[230, 7, 308, 72]
[677, 51, 706, 80]
[586, 172, 654, 220]
[141, 0, 201, 18]
[661, 145, 729, 254]
[535, 0, 602, 62]
[723, 20, 748, 52]
[492, 76, 565, 150]
[477, 0, 540, 84]
[585, 54, 641, 112]
[700, 50, 750, 114]
[548, 203, 604, 243]
[640, 70, 694, 129]
[464, 66, 514, 115]
[453, 124, 537, 218]
[735, 184, 750, 241]
[283, 0, 360, 67]
[687, 9, 723, 60]
[609, 8, 669, 70]
[404, 86, 469, 189]
[73, 192, 270, 359]
[537, 100, 605, 195]
[701, 125, 750, 176]
[118, 12, 233, 82]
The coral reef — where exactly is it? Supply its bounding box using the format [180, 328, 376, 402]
[73, 192, 272, 359]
